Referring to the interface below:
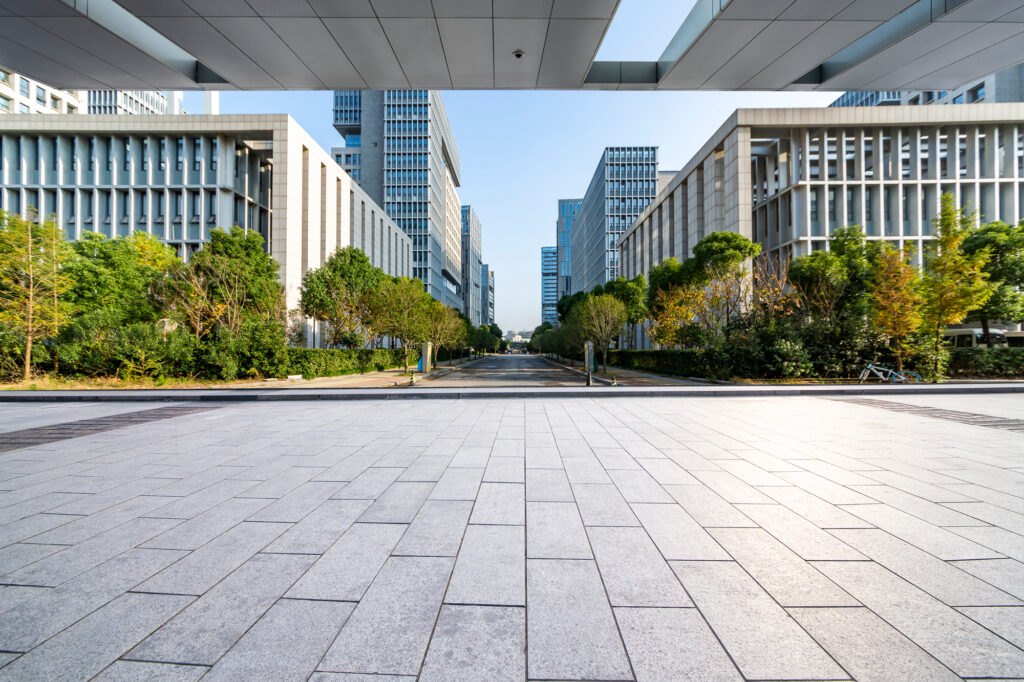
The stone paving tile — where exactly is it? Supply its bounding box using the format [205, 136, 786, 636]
[526, 501, 591, 559]
[958, 606, 1024, 649]
[675, 560, 849, 680]
[469, 482, 524, 525]
[140, 497, 270, 551]
[524, 468, 573, 501]
[690, 469, 775, 503]
[632, 502, 729, 560]
[526, 558, 633, 681]
[790, 607, 961, 682]
[392, 500, 473, 557]
[615, 607, 742, 681]
[428, 467, 483, 500]
[949, 525, 1024, 562]
[264, 498, 371, 555]
[814, 560, 1024, 678]
[128, 553, 313, 665]
[319, 556, 453, 676]
[710, 527, 859, 607]
[202, 598, 354, 681]
[756, 485, 874, 528]
[358, 481, 434, 523]
[573, 483, 639, 526]
[0, 592, 193, 682]
[136, 521, 289, 595]
[143, 478, 260, 519]
[92, 661, 209, 681]
[588, 526, 692, 606]
[951, 558, 1024, 600]
[664, 484, 756, 527]
[830, 528, 1021, 606]
[841, 503, 1003, 560]
[286, 522, 406, 601]
[738, 503, 866, 560]
[848, 484, 990, 526]
[333, 467, 404, 500]
[608, 468, 674, 503]
[419, 605, 525, 682]
[446, 524, 525, 605]
[0, 541, 65, 575]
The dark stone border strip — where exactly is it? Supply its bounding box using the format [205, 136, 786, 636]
[0, 406, 221, 453]
[830, 397, 1024, 432]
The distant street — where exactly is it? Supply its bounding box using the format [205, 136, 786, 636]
[424, 354, 583, 387]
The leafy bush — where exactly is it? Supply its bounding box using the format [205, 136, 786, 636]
[607, 349, 732, 380]
[285, 347, 420, 379]
[949, 347, 1024, 378]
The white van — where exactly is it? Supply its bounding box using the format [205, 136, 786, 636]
[943, 328, 1008, 348]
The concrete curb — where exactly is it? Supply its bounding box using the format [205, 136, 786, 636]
[538, 356, 613, 385]
[3, 383, 1024, 402]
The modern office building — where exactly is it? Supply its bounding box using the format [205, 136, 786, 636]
[834, 65, 1024, 109]
[0, 114, 412, 324]
[570, 146, 659, 294]
[461, 205, 483, 327]
[541, 246, 558, 326]
[332, 89, 462, 306]
[619, 104, 1024, 346]
[830, 91, 902, 108]
[0, 67, 82, 115]
[482, 264, 495, 327]
[555, 198, 580, 303]
[87, 90, 168, 116]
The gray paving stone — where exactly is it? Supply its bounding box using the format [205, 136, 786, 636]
[950, 525, 1024, 562]
[863, 469, 975, 502]
[141, 497, 270, 551]
[588, 526, 691, 606]
[958, 606, 1024, 648]
[483, 456, 525, 483]
[777, 470, 877, 505]
[562, 458, 611, 484]
[756, 485, 874, 528]
[129, 553, 313, 665]
[524, 445, 562, 469]
[310, 674, 413, 681]
[672, 560, 847, 680]
[393, 500, 473, 557]
[841, 504, 1002, 560]
[608, 469, 674, 503]
[449, 446, 491, 468]
[333, 467, 404, 499]
[144, 478, 259, 519]
[0, 542, 64, 575]
[638, 458, 700, 485]
[428, 467, 483, 500]
[664, 484, 756, 527]
[248, 481, 342, 523]
[615, 607, 742, 682]
[814, 559, 1024, 678]
[572, 483, 639, 526]
[491, 439, 525, 457]
[358, 481, 434, 523]
[738, 503, 865, 560]
[92, 661, 209, 681]
[5, 517, 180, 587]
[526, 559, 632, 681]
[287, 522, 406, 601]
[831, 528, 1020, 605]
[312, 454, 380, 482]
[0, 592, 192, 682]
[690, 469, 775, 503]
[945, 501, 1024, 534]
[264, 498, 371, 554]
[790, 607, 961, 682]
[716, 460, 790, 487]
[202, 599, 354, 681]
[526, 501, 591, 559]
[709, 527, 858, 607]
[398, 455, 452, 482]
[447, 524, 524, 605]
[30, 495, 178, 545]
[469, 482, 524, 525]
[849, 485, 990, 526]
[319, 556, 453, 676]
[631, 503, 729, 560]
[593, 446, 641, 470]
[137, 521, 289, 595]
[524, 468, 573, 502]
[0, 511, 80, 547]
[952, 558, 1024, 600]
[419, 605, 525, 682]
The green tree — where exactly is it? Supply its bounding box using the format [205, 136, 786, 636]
[788, 251, 848, 319]
[870, 245, 921, 371]
[962, 220, 1024, 346]
[604, 275, 647, 349]
[0, 212, 72, 381]
[425, 301, 466, 365]
[574, 294, 627, 372]
[919, 194, 992, 379]
[691, 231, 762, 273]
[299, 246, 383, 348]
[556, 291, 587, 323]
[373, 277, 430, 372]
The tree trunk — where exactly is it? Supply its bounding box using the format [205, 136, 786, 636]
[933, 328, 941, 380]
[402, 341, 409, 373]
[982, 317, 992, 348]
[23, 334, 32, 382]
[894, 336, 903, 372]
[602, 346, 608, 373]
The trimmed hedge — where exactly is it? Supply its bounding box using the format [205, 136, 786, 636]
[950, 347, 1024, 378]
[285, 347, 420, 379]
[607, 349, 731, 380]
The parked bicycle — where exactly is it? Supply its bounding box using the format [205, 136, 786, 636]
[858, 363, 922, 384]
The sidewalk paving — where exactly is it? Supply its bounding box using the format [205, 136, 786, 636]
[0, 394, 1021, 680]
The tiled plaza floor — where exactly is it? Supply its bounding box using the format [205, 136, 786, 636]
[0, 395, 1022, 681]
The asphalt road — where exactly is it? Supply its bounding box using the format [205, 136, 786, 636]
[422, 354, 584, 387]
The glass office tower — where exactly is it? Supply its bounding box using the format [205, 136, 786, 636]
[461, 205, 483, 326]
[555, 198, 581, 302]
[333, 89, 462, 305]
[541, 246, 558, 326]
[571, 147, 659, 293]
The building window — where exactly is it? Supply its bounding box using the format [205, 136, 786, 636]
[953, 94, 964, 104]
[19, 78, 29, 97]
[18, 103, 29, 114]
[968, 83, 985, 103]
[0, 95, 9, 112]
[49, 95, 59, 110]
[0, 69, 9, 85]
[35, 88, 45, 107]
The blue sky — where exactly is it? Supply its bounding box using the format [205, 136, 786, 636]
[182, 1, 840, 332]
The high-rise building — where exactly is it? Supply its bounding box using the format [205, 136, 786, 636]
[87, 90, 168, 115]
[555, 198, 580, 303]
[332, 89, 462, 306]
[0, 67, 82, 115]
[619, 104, 1024, 347]
[481, 264, 495, 327]
[461, 206, 483, 327]
[571, 146, 659, 294]
[541, 246, 558, 326]
[833, 65, 1024, 109]
[829, 91, 902, 108]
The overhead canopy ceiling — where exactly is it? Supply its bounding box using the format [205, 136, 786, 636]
[0, 0, 1022, 92]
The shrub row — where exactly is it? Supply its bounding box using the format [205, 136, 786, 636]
[607, 349, 731, 380]
[284, 347, 420, 379]
[949, 347, 1024, 378]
